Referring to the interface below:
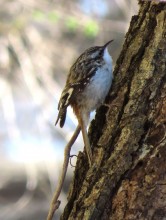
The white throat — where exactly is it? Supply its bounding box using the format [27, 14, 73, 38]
[103, 47, 112, 69]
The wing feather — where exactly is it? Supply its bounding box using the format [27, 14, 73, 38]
[55, 67, 97, 127]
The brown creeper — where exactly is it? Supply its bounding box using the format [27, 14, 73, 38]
[47, 41, 114, 220]
[55, 40, 113, 166]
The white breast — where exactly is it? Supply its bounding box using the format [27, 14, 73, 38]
[81, 48, 113, 112]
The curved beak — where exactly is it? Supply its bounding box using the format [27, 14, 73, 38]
[103, 40, 114, 49]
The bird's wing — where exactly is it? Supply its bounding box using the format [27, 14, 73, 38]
[55, 70, 96, 128]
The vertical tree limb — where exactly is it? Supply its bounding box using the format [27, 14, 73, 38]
[61, 2, 166, 220]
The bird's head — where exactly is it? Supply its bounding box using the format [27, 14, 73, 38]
[85, 40, 113, 60]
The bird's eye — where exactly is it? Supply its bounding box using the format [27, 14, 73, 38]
[99, 49, 103, 56]
[90, 50, 99, 59]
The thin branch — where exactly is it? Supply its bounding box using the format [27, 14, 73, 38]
[47, 125, 81, 220]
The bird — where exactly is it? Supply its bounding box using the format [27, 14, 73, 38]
[55, 40, 114, 167]
[47, 41, 114, 220]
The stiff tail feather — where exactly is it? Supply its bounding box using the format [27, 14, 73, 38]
[55, 108, 67, 128]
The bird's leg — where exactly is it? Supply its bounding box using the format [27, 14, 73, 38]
[79, 113, 92, 167]
[47, 125, 81, 220]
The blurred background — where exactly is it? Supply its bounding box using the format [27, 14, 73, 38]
[0, 0, 138, 219]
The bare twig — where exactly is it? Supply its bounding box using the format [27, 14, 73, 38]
[47, 125, 81, 220]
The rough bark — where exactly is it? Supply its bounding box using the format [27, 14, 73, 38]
[61, 2, 166, 220]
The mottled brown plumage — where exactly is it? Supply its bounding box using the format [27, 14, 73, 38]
[56, 40, 113, 165]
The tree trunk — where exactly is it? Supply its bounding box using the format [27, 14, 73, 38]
[61, 2, 166, 220]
